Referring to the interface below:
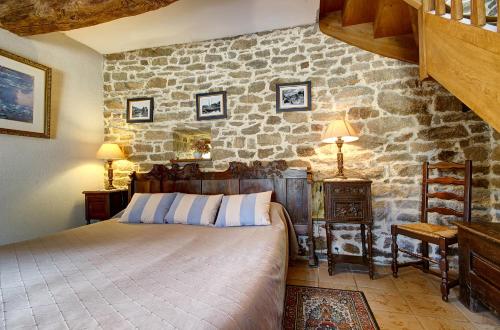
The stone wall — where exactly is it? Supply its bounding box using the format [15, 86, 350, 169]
[103, 24, 499, 264]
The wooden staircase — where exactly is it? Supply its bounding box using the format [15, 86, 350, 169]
[319, 0, 500, 132]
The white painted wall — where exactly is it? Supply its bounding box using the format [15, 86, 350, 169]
[64, 0, 320, 54]
[0, 30, 104, 245]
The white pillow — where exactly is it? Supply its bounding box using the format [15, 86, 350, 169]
[120, 193, 177, 224]
[165, 193, 223, 225]
[215, 191, 272, 227]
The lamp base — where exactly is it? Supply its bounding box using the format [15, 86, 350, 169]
[333, 172, 348, 179]
[106, 160, 115, 190]
[335, 138, 348, 179]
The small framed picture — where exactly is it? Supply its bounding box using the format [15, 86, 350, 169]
[0, 49, 51, 138]
[276, 81, 312, 112]
[196, 91, 227, 121]
[127, 97, 154, 123]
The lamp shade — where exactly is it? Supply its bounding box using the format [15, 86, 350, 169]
[96, 143, 124, 160]
[321, 119, 359, 143]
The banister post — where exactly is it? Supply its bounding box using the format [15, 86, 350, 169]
[471, 0, 486, 26]
[422, 0, 435, 12]
[451, 0, 464, 20]
[435, 0, 446, 15]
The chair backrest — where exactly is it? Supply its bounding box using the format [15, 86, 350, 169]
[421, 161, 472, 224]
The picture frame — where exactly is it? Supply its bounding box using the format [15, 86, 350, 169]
[126, 97, 154, 123]
[0, 49, 51, 138]
[276, 81, 312, 113]
[196, 91, 227, 121]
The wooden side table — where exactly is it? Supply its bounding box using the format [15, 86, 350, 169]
[83, 189, 128, 224]
[323, 178, 374, 279]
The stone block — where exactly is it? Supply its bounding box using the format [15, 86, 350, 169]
[146, 77, 167, 89]
[241, 123, 261, 135]
[378, 91, 428, 115]
[257, 133, 281, 146]
[231, 39, 257, 50]
[296, 146, 316, 157]
[283, 112, 308, 124]
[246, 60, 268, 69]
[418, 125, 468, 140]
[145, 131, 169, 140]
[258, 148, 274, 158]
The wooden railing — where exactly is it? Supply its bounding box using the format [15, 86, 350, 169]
[427, 0, 498, 29]
[420, 0, 500, 132]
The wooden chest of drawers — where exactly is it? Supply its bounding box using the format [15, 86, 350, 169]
[456, 221, 500, 314]
[323, 179, 374, 279]
[83, 189, 128, 224]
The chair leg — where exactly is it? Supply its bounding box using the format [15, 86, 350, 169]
[439, 238, 449, 302]
[422, 241, 429, 273]
[391, 225, 399, 278]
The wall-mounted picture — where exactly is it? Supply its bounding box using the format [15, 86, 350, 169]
[276, 81, 312, 112]
[127, 97, 154, 123]
[0, 49, 51, 138]
[196, 91, 227, 121]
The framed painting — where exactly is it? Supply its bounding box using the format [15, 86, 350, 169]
[276, 81, 312, 112]
[126, 97, 154, 123]
[196, 91, 227, 121]
[0, 49, 51, 138]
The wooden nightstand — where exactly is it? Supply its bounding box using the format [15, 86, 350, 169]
[323, 178, 374, 279]
[83, 189, 128, 224]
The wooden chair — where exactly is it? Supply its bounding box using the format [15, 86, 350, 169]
[391, 160, 472, 301]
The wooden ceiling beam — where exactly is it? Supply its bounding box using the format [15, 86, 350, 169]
[0, 0, 178, 36]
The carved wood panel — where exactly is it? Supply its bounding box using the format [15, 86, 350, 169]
[324, 180, 372, 224]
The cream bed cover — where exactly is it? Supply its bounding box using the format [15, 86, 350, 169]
[0, 203, 297, 330]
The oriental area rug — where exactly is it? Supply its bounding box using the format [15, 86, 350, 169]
[283, 285, 379, 330]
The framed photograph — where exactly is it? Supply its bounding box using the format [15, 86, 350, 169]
[196, 91, 227, 121]
[127, 97, 154, 123]
[276, 81, 312, 112]
[0, 49, 51, 138]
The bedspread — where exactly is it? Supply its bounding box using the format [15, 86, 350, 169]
[0, 203, 292, 329]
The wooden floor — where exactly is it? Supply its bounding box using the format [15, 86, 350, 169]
[287, 261, 500, 330]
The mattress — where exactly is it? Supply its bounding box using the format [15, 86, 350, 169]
[0, 203, 295, 329]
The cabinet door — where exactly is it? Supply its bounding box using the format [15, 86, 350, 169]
[324, 182, 371, 222]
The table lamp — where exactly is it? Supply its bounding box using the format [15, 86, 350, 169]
[96, 143, 125, 189]
[321, 119, 359, 179]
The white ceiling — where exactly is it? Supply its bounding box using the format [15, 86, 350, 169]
[64, 0, 320, 54]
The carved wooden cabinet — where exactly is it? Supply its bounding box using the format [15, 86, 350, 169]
[83, 189, 128, 224]
[324, 178, 374, 279]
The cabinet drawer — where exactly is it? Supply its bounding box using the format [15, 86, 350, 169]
[471, 253, 500, 289]
[324, 183, 367, 197]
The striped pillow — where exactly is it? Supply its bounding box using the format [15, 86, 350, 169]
[120, 193, 177, 224]
[215, 191, 272, 227]
[165, 193, 223, 225]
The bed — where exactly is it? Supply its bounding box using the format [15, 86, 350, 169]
[0, 161, 315, 329]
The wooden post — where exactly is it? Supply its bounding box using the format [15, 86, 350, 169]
[471, 0, 486, 26]
[451, 0, 464, 20]
[422, 0, 435, 12]
[435, 0, 446, 15]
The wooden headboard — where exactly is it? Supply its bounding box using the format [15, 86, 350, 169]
[128, 160, 317, 266]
